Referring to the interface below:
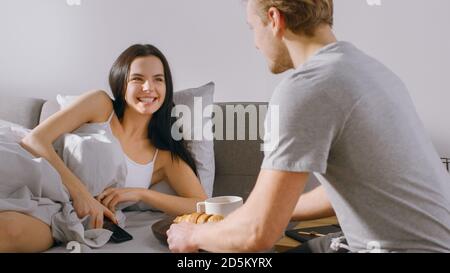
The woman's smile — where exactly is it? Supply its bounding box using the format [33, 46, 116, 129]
[138, 96, 158, 105]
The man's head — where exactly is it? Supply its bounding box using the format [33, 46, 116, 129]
[246, 0, 334, 74]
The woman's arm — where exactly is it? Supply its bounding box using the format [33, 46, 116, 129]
[20, 90, 117, 227]
[140, 151, 207, 215]
[98, 151, 207, 216]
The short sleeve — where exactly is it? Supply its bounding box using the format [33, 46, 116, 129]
[261, 76, 345, 174]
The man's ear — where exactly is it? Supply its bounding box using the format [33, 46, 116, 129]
[267, 7, 285, 38]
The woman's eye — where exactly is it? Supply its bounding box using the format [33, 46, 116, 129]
[156, 78, 165, 82]
[130, 78, 143, 82]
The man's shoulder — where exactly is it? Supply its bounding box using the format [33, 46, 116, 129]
[269, 71, 339, 117]
[272, 60, 343, 106]
[278, 47, 351, 93]
[270, 45, 366, 114]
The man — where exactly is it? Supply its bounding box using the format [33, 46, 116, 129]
[167, 0, 450, 253]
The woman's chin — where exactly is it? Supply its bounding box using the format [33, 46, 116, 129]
[136, 101, 161, 114]
[137, 106, 159, 115]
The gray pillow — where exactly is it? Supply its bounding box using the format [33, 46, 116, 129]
[173, 82, 215, 198]
[41, 82, 216, 199]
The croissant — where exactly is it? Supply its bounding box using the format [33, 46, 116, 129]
[174, 212, 224, 224]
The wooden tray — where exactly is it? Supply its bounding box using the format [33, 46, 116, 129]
[151, 216, 176, 245]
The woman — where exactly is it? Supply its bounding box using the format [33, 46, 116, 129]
[0, 44, 207, 252]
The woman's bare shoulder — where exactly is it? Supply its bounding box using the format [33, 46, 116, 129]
[79, 90, 114, 123]
[156, 149, 171, 163]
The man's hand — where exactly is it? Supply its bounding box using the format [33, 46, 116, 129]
[164, 170, 309, 253]
[97, 188, 143, 212]
[167, 222, 199, 253]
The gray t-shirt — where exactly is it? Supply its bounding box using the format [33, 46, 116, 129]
[262, 41, 450, 252]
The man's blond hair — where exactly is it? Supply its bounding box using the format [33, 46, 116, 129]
[254, 0, 333, 36]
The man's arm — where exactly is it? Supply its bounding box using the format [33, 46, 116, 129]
[168, 170, 309, 253]
[292, 185, 335, 221]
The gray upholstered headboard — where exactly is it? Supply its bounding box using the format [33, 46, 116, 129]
[0, 97, 320, 200]
[212, 103, 266, 199]
[0, 95, 45, 129]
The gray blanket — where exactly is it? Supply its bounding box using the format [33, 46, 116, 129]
[0, 122, 127, 248]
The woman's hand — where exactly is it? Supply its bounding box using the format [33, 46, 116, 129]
[72, 188, 118, 229]
[97, 188, 144, 212]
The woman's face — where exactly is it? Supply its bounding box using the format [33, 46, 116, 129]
[124, 56, 166, 115]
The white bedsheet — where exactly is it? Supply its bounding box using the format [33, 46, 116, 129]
[45, 211, 170, 253]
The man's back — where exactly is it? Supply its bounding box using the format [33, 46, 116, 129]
[262, 41, 450, 252]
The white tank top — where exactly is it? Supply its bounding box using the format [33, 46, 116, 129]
[124, 148, 158, 189]
[103, 111, 158, 189]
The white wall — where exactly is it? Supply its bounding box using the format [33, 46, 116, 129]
[0, 0, 449, 156]
[335, 0, 450, 157]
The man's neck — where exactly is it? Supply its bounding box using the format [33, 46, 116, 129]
[284, 25, 338, 69]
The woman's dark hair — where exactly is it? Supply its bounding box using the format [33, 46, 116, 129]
[109, 44, 197, 175]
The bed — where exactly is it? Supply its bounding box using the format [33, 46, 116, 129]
[45, 210, 170, 253]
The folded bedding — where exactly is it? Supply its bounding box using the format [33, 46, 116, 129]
[0, 122, 127, 248]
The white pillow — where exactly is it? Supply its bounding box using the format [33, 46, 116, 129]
[56, 94, 78, 109]
[0, 119, 24, 128]
[41, 82, 216, 198]
[0, 119, 31, 143]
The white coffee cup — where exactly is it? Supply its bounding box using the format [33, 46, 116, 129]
[196, 196, 243, 217]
